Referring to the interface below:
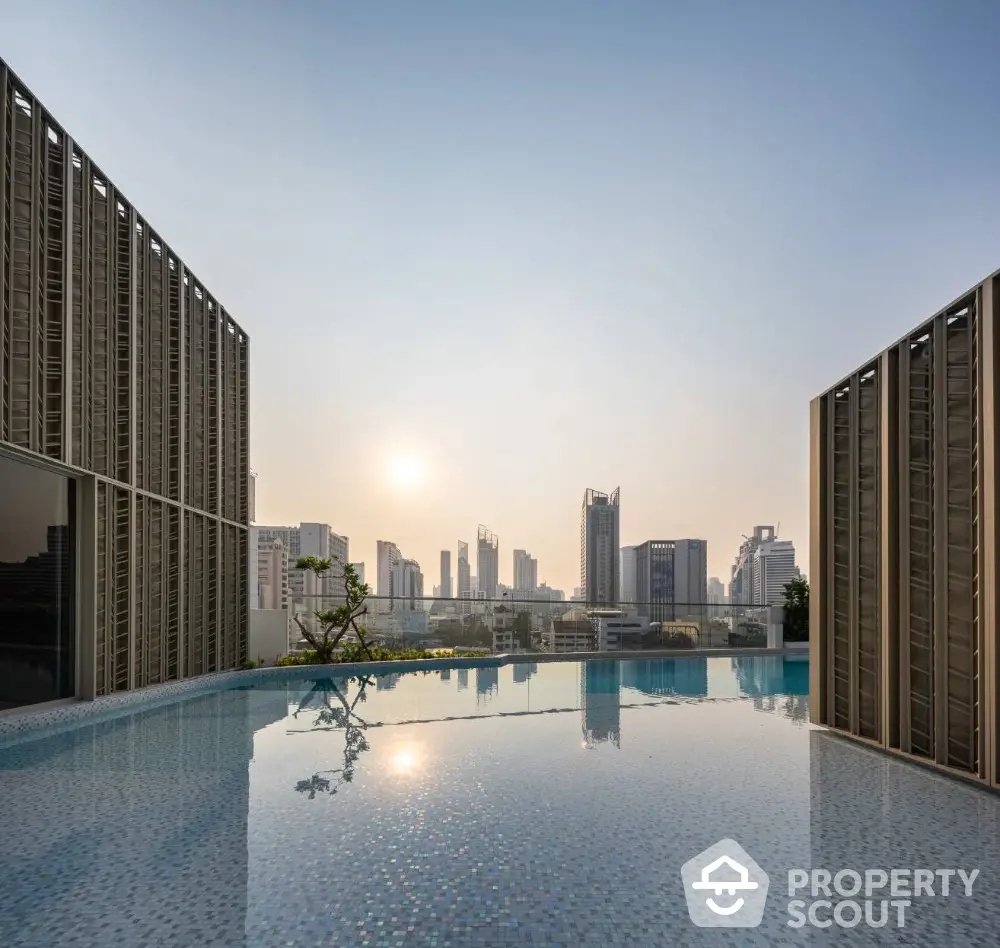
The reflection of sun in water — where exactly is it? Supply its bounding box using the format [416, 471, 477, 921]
[390, 747, 422, 776]
[389, 456, 424, 490]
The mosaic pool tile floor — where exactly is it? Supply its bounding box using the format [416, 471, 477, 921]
[0, 655, 997, 947]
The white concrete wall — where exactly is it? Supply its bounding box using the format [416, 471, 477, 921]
[249, 609, 290, 664]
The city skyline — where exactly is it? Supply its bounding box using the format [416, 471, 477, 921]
[9, 3, 999, 593]
[254, 509, 797, 600]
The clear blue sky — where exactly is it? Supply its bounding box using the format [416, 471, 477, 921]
[5, 0, 1000, 590]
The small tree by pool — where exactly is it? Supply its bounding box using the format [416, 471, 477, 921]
[292, 557, 376, 663]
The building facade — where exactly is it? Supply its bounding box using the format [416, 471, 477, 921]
[0, 59, 249, 710]
[580, 487, 620, 606]
[376, 540, 402, 604]
[810, 270, 1000, 789]
[439, 549, 452, 600]
[673, 539, 708, 621]
[750, 537, 798, 606]
[634, 540, 674, 622]
[255, 537, 289, 611]
[730, 525, 776, 605]
[512, 549, 537, 592]
[457, 540, 471, 615]
[620, 545, 637, 605]
[476, 525, 499, 599]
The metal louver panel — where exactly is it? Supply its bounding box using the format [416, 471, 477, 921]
[943, 303, 978, 772]
[830, 386, 851, 729]
[857, 365, 881, 740]
[906, 328, 935, 759]
[1, 57, 250, 698]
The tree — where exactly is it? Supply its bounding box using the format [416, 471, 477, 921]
[292, 557, 375, 663]
[783, 576, 809, 642]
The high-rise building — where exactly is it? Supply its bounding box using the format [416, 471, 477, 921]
[376, 540, 402, 605]
[398, 558, 424, 610]
[634, 541, 675, 623]
[673, 539, 708, 621]
[0, 58, 249, 709]
[254, 523, 349, 604]
[439, 550, 452, 600]
[708, 577, 725, 601]
[477, 526, 499, 599]
[513, 549, 538, 592]
[581, 488, 620, 606]
[255, 538, 290, 611]
[457, 540, 471, 614]
[750, 538, 797, 606]
[620, 546, 638, 604]
[350, 563, 365, 586]
[730, 526, 776, 605]
[809, 267, 1000, 790]
[633, 539, 707, 622]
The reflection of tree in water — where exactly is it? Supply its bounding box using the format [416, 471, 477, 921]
[292, 676, 374, 799]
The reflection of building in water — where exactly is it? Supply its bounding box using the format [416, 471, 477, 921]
[0, 524, 73, 709]
[512, 663, 538, 684]
[439, 669, 451, 682]
[376, 673, 401, 691]
[620, 658, 709, 698]
[731, 656, 808, 698]
[2, 687, 288, 948]
[581, 661, 621, 747]
[476, 667, 498, 701]
[750, 693, 810, 723]
[457, 669, 469, 691]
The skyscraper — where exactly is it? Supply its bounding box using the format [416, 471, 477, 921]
[708, 577, 725, 600]
[673, 539, 708, 623]
[440, 550, 452, 600]
[620, 545, 637, 604]
[634, 540, 674, 623]
[513, 549, 537, 592]
[477, 526, 499, 599]
[730, 526, 775, 605]
[750, 538, 797, 605]
[457, 541, 471, 614]
[376, 540, 402, 604]
[581, 488, 620, 606]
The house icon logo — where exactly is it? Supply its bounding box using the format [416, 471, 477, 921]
[681, 839, 769, 927]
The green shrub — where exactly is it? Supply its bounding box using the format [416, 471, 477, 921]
[273, 646, 490, 667]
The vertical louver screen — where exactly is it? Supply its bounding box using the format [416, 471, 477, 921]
[907, 329, 935, 759]
[831, 386, 851, 730]
[944, 304, 978, 772]
[1, 60, 249, 696]
[857, 365, 881, 740]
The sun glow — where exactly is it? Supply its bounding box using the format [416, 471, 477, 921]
[389, 455, 425, 490]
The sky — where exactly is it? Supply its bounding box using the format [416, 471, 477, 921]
[5, 0, 1000, 591]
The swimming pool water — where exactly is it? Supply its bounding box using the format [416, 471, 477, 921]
[0, 655, 997, 947]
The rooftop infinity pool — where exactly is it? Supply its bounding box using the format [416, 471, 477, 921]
[0, 655, 997, 947]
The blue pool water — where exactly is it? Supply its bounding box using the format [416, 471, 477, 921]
[0, 655, 997, 947]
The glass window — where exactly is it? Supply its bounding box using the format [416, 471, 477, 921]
[0, 454, 75, 710]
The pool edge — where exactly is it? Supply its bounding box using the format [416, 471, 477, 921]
[0, 647, 804, 747]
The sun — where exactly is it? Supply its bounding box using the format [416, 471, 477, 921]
[389, 455, 424, 490]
